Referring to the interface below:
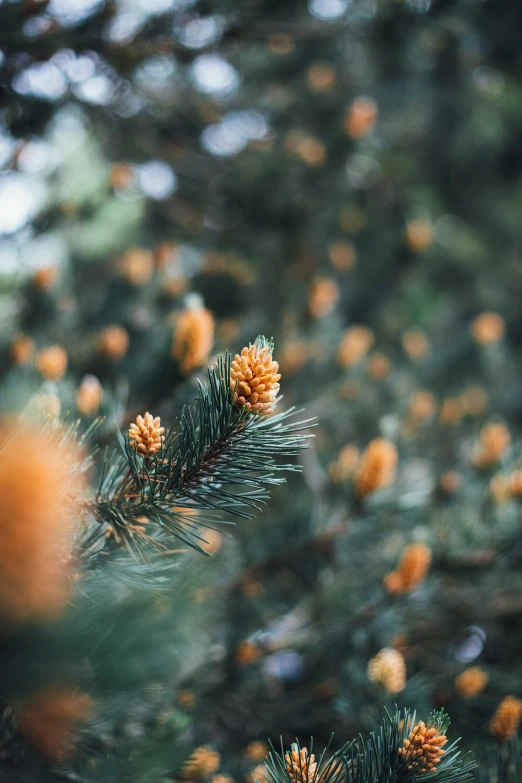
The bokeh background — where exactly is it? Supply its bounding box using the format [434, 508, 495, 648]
[2, 0, 522, 780]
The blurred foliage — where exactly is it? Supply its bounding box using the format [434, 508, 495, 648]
[1, 0, 522, 780]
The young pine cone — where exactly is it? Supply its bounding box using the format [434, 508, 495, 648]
[368, 648, 406, 694]
[129, 412, 165, 456]
[231, 337, 280, 415]
[384, 543, 431, 595]
[182, 747, 220, 779]
[473, 423, 510, 469]
[399, 720, 447, 773]
[354, 438, 398, 498]
[455, 667, 488, 699]
[285, 746, 317, 783]
[17, 686, 91, 761]
[172, 306, 215, 375]
[35, 345, 68, 382]
[489, 696, 522, 741]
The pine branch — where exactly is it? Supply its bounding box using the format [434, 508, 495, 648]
[90, 346, 313, 561]
[260, 710, 475, 783]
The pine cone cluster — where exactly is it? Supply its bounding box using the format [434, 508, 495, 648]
[354, 438, 398, 498]
[384, 543, 431, 595]
[182, 746, 221, 779]
[76, 375, 102, 416]
[367, 647, 406, 693]
[455, 667, 489, 699]
[230, 337, 280, 415]
[489, 696, 522, 741]
[172, 306, 215, 375]
[285, 746, 317, 783]
[129, 412, 165, 456]
[398, 720, 447, 773]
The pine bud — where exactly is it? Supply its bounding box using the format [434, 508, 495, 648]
[35, 344, 68, 381]
[368, 648, 406, 693]
[172, 307, 215, 375]
[402, 329, 430, 362]
[509, 470, 522, 498]
[473, 423, 510, 469]
[398, 719, 447, 772]
[406, 219, 433, 252]
[455, 667, 488, 699]
[231, 337, 280, 415]
[33, 265, 57, 290]
[182, 747, 221, 779]
[0, 425, 84, 624]
[76, 375, 102, 416]
[354, 438, 398, 497]
[17, 686, 91, 761]
[247, 765, 266, 783]
[471, 312, 505, 345]
[119, 248, 154, 286]
[337, 326, 374, 368]
[10, 334, 34, 365]
[244, 742, 269, 762]
[384, 543, 431, 595]
[489, 696, 522, 741]
[308, 277, 339, 318]
[98, 325, 129, 360]
[344, 96, 378, 138]
[129, 412, 165, 456]
[285, 746, 317, 783]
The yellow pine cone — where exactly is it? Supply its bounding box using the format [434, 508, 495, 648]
[247, 765, 266, 783]
[182, 747, 221, 779]
[354, 438, 398, 497]
[17, 686, 91, 761]
[399, 720, 447, 773]
[76, 375, 102, 416]
[368, 648, 406, 693]
[35, 344, 68, 381]
[509, 470, 522, 498]
[471, 312, 505, 345]
[244, 742, 269, 762]
[308, 277, 339, 318]
[98, 325, 129, 360]
[455, 667, 489, 699]
[473, 423, 510, 469]
[231, 337, 280, 415]
[129, 412, 165, 456]
[384, 543, 431, 595]
[10, 334, 34, 365]
[337, 325, 374, 367]
[0, 424, 84, 624]
[489, 696, 522, 741]
[285, 747, 317, 783]
[402, 329, 430, 361]
[344, 96, 378, 138]
[172, 307, 215, 375]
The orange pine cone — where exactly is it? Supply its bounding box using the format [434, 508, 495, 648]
[230, 337, 280, 415]
[384, 543, 431, 595]
[35, 344, 68, 381]
[129, 412, 165, 456]
[489, 696, 522, 741]
[172, 306, 215, 375]
[455, 667, 488, 699]
[285, 747, 317, 783]
[0, 424, 85, 624]
[399, 720, 447, 773]
[354, 438, 398, 497]
[367, 648, 406, 693]
[17, 686, 91, 761]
